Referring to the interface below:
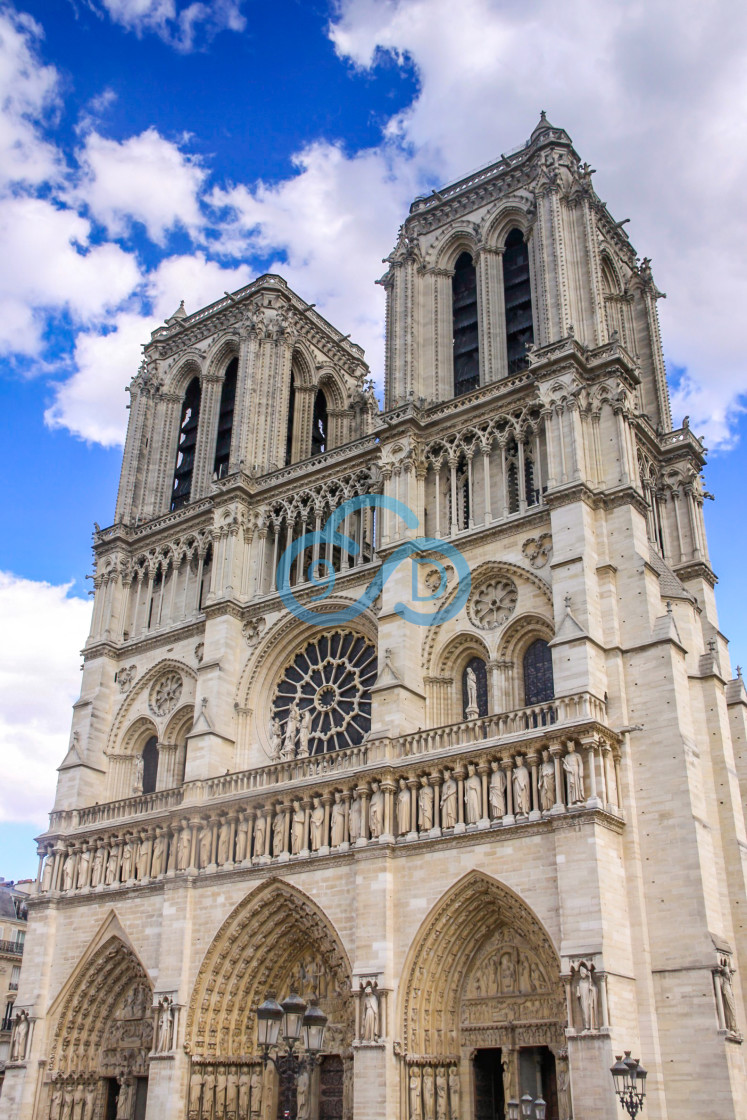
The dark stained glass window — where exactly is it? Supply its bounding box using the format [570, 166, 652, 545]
[503, 229, 534, 374]
[171, 376, 201, 510]
[141, 736, 159, 795]
[311, 390, 328, 457]
[213, 357, 238, 479]
[452, 252, 480, 396]
[285, 374, 296, 465]
[523, 639, 554, 705]
[462, 657, 489, 719]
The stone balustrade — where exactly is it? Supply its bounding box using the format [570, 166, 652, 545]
[36, 725, 621, 900]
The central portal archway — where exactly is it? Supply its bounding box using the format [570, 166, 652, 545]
[186, 879, 353, 1120]
[399, 872, 568, 1120]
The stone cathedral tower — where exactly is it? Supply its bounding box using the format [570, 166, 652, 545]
[3, 115, 747, 1120]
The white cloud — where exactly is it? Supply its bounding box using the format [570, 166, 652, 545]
[92, 0, 246, 51]
[45, 253, 254, 445]
[0, 6, 62, 188]
[0, 196, 141, 355]
[76, 127, 207, 244]
[327, 0, 747, 446]
[0, 573, 91, 826]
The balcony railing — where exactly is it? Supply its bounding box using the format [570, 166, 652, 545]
[0, 940, 23, 956]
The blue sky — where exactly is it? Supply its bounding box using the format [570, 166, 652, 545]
[1, 0, 746, 880]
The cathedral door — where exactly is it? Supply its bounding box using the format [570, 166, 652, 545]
[518, 1047, 557, 1118]
[104, 1078, 119, 1120]
[134, 1077, 149, 1120]
[473, 1049, 505, 1120]
[318, 1055, 344, 1119]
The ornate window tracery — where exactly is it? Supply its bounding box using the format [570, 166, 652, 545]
[272, 631, 377, 755]
[171, 376, 201, 511]
[523, 639, 554, 706]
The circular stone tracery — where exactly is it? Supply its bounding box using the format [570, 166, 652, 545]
[468, 577, 518, 630]
[149, 671, 183, 717]
[272, 631, 377, 754]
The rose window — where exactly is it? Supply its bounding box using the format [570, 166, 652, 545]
[150, 671, 183, 717]
[272, 631, 377, 754]
[468, 578, 518, 630]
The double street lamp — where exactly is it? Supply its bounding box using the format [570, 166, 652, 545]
[610, 1051, 647, 1118]
[507, 1096, 546, 1119]
[256, 991, 328, 1067]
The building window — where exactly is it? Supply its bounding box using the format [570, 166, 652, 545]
[9, 965, 20, 991]
[171, 376, 201, 510]
[452, 252, 480, 397]
[141, 736, 159, 795]
[523, 639, 554, 705]
[213, 357, 238, 479]
[311, 390, 328, 457]
[285, 373, 296, 466]
[503, 229, 534, 373]
[2, 1001, 13, 1031]
[462, 657, 489, 719]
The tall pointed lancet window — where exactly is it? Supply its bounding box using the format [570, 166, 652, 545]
[452, 251, 480, 397]
[311, 389, 328, 457]
[285, 372, 297, 466]
[213, 357, 238, 479]
[503, 228, 534, 373]
[171, 376, 201, 511]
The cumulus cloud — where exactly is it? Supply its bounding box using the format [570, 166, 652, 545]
[0, 573, 91, 826]
[46, 253, 254, 445]
[91, 0, 246, 51]
[76, 127, 207, 244]
[0, 6, 62, 187]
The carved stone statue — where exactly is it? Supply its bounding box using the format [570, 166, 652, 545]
[349, 794, 362, 842]
[217, 819, 231, 865]
[409, 1068, 422, 1120]
[512, 755, 531, 817]
[116, 1076, 136, 1120]
[718, 961, 739, 1033]
[362, 981, 379, 1041]
[500, 952, 517, 992]
[448, 1066, 460, 1120]
[298, 708, 312, 759]
[282, 702, 301, 760]
[133, 753, 144, 794]
[104, 846, 117, 885]
[120, 840, 134, 882]
[268, 717, 282, 761]
[254, 814, 267, 857]
[435, 1067, 448, 1120]
[272, 808, 285, 856]
[10, 1010, 29, 1061]
[331, 792, 345, 847]
[235, 817, 249, 862]
[85, 1081, 98, 1118]
[90, 844, 105, 887]
[563, 743, 585, 804]
[418, 776, 434, 831]
[177, 824, 191, 871]
[440, 770, 457, 829]
[249, 1065, 263, 1118]
[156, 996, 174, 1053]
[465, 763, 482, 824]
[291, 800, 305, 854]
[465, 666, 478, 715]
[61, 851, 75, 892]
[369, 782, 384, 838]
[556, 1053, 572, 1120]
[136, 835, 150, 879]
[489, 761, 506, 818]
[73, 1082, 85, 1120]
[539, 748, 556, 811]
[310, 796, 325, 850]
[296, 1066, 311, 1120]
[238, 1069, 251, 1118]
[397, 778, 410, 835]
[61, 1088, 73, 1120]
[198, 824, 211, 868]
[49, 1083, 64, 1120]
[151, 832, 166, 877]
[575, 962, 598, 1030]
[76, 847, 90, 889]
[422, 1066, 435, 1120]
[41, 852, 54, 892]
[226, 1067, 240, 1117]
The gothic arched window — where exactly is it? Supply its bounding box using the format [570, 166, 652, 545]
[311, 389, 328, 457]
[171, 376, 201, 511]
[452, 252, 479, 397]
[285, 374, 296, 466]
[462, 657, 488, 719]
[213, 357, 238, 479]
[523, 639, 554, 706]
[141, 735, 159, 795]
[503, 229, 534, 373]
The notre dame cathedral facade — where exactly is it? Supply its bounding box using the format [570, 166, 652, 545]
[2, 114, 747, 1120]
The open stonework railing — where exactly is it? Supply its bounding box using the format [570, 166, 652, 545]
[35, 693, 621, 901]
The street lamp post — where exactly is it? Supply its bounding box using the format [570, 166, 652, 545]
[256, 992, 328, 1115]
[611, 1051, 648, 1118]
[507, 1097, 546, 1119]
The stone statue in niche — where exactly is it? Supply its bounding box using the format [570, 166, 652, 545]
[513, 755, 531, 817]
[76, 847, 90, 888]
[418, 776, 434, 830]
[422, 1067, 435, 1120]
[563, 743, 585, 804]
[235, 817, 249, 862]
[177, 823, 191, 870]
[465, 763, 482, 824]
[282, 702, 301, 759]
[9, 1010, 29, 1061]
[239, 1069, 251, 1118]
[310, 796, 325, 850]
[105, 847, 118, 885]
[440, 770, 457, 829]
[151, 831, 167, 877]
[409, 1067, 422, 1120]
[120, 839, 134, 882]
[574, 962, 598, 1031]
[349, 794, 362, 843]
[217, 818, 231, 865]
[136, 834, 150, 878]
[556, 1052, 572, 1120]
[448, 1066, 460, 1120]
[539, 748, 556, 811]
[133, 753, 144, 795]
[296, 1066, 311, 1120]
[717, 958, 739, 1034]
[61, 851, 75, 892]
[250, 1065, 263, 1118]
[291, 800, 305, 854]
[369, 781, 384, 838]
[500, 952, 517, 993]
[198, 824, 211, 868]
[331, 792, 346, 847]
[298, 708, 312, 759]
[254, 813, 267, 857]
[397, 778, 411, 835]
[41, 852, 54, 892]
[489, 761, 506, 819]
[60, 1087, 73, 1120]
[435, 1067, 448, 1120]
[156, 996, 174, 1053]
[89, 844, 104, 887]
[272, 808, 285, 856]
[268, 717, 282, 761]
[226, 1067, 240, 1116]
[85, 1082, 98, 1118]
[465, 666, 478, 715]
[116, 1076, 136, 1120]
[361, 980, 380, 1041]
[49, 1082, 64, 1120]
